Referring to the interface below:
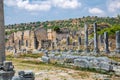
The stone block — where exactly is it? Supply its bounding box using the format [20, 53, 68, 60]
[3, 61, 14, 71]
[74, 59, 89, 68]
[89, 59, 99, 69]
[12, 70, 35, 80]
[41, 56, 50, 63]
[98, 62, 113, 71]
[0, 71, 15, 80]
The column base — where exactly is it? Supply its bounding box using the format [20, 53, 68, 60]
[84, 48, 90, 53]
[93, 48, 100, 54]
[0, 70, 15, 80]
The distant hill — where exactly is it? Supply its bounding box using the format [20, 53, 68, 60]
[5, 16, 120, 36]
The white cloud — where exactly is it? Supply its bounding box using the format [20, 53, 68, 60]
[4, 0, 81, 11]
[17, 0, 51, 11]
[4, 0, 17, 6]
[107, 0, 120, 12]
[52, 0, 81, 9]
[89, 8, 104, 15]
[4, 0, 51, 11]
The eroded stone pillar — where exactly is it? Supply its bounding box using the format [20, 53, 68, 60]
[66, 35, 70, 50]
[0, 0, 5, 63]
[93, 23, 99, 53]
[116, 31, 120, 53]
[104, 32, 110, 53]
[78, 36, 81, 46]
[99, 35, 103, 47]
[31, 31, 38, 49]
[78, 36, 81, 50]
[21, 31, 24, 45]
[18, 40, 21, 50]
[84, 23, 90, 53]
[66, 35, 70, 46]
[0, 1, 15, 79]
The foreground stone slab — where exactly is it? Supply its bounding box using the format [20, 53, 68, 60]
[74, 59, 89, 68]
[12, 70, 35, 80]
[73, 56, 113, 71]
[41, 56, 50, 63]
[0, 71, 15, 80]
[99, 62, 113, 71]
[0, 61, 15, 80]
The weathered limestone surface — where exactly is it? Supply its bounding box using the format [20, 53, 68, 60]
[78, 36, 81, 50]
[84, 23, 90, 53]
[104, 32, 110, 53]
[41, 56, 50, 63]
[99, 35, 103, 48]
[12, 71, 35, 80]
[66, 35, 70, 45]
[93, 23, 99, 53]
[0, 71, 15, 80]
[78, 36, 81, 46]
[116, 31, 120, 53]
[0, 1, 15, 80]
[0, 61, 15, 80]
[7, 28, 48, 50]
[0, 0, 5, 63]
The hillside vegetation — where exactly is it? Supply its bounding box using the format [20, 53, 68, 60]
[5, 15, 120, 35]
[98, 24, 120, 35]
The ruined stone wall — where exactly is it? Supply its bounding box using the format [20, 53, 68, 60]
[47, 29, 56, 41]
[35, 27, 47, 49]
[47, 29, 52, 40]
[6, 27, 48, 50]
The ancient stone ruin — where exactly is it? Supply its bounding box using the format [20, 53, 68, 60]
[0, 1, 35, 80]
[93, 23, 99, 53]
[84, 23, 90, 53]
[0, 0, 15, 79]
[6, 22, 120, 55]
[116, 31, 120, 53]
[1, 0, 120, 79]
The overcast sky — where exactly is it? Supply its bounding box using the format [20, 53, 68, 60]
[4, 0, 120, 25]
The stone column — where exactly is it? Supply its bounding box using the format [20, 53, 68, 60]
[12, 33, 14, 43]
[51, 42, 54, 50]
[28, 30, 31, 48]
[99, 35, 103, 47]
[104, 32, 110, 53]
[78, 36, 81, 45]
[84, 23, 90, 53]
[26, 40, 28, 47]
[93, 23, 99, 53]
[73, 31, 76, 36]
[66, 35, 70, 45]
[0, 1, 15, 79]
[34, 32, 37, 49]
[21, 31, 24, 45]
[116, 31, 120, 53]
[0, 0, 5, 63]
[66, 35, 70, 50]
[78, 36, 81, 50]
[18, 40, 21, 50]
[31, 31, 37, 49]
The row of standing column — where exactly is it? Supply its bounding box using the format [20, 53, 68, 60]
[84, 22, 120, 53]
